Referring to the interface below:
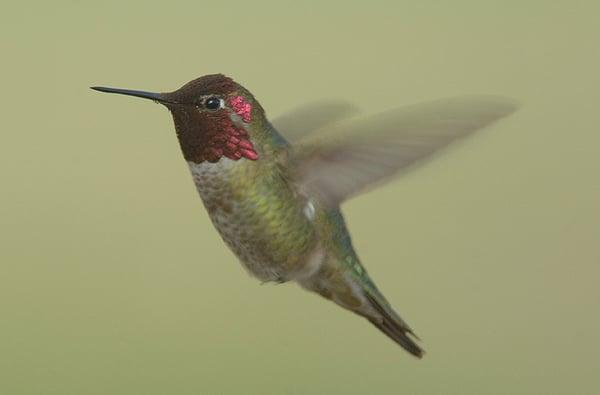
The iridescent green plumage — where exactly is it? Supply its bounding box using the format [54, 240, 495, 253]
[188, 148, 317, 283]
[92, 74, 518, 358]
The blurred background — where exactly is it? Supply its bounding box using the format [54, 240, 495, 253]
[1, 1, 599, 394]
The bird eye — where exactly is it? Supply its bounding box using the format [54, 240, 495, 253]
[204, 97, 223, 110]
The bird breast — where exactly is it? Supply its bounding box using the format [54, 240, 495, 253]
[188, 158, 320, 282]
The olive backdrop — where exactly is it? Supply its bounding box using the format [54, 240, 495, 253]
[1, 2, 599, 394]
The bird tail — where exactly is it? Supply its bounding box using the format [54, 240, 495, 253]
[299, 259, 424, 358]
[362, 288, 424, 358]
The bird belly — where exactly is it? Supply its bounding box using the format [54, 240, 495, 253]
[188, 159, 318, 282]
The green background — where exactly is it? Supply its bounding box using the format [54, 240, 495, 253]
[1, 1, 599, 394]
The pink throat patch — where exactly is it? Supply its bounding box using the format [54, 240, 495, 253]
[195, 95, 258, 163]
[202, 123, 259, 163]
[228, 95, 253, 123]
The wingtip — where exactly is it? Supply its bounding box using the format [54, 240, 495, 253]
[474, 95, 521, 115]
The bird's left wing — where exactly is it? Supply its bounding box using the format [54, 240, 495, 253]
[284, 96, 518, 207]
[271, 100, 359, 144]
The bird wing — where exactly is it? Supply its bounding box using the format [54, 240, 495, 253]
[271, 100, 360, 144]
[284, 96, 518, 207]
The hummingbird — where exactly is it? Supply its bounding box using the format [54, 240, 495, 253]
[92, 74, 517, 358]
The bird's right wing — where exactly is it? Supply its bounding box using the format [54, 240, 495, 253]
[284, 96, 518, 207]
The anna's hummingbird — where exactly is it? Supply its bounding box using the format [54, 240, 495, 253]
[92, 74, 517, 357]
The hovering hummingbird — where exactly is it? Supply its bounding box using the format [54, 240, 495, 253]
[92, 74, 517, 357]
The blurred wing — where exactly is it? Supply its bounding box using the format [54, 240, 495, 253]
[288, 96, 518, 207]
[271, 100, 359, 143]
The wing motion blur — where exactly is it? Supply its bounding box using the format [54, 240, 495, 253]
[285, 96, 518, 207]
[272, 100, 360, 144]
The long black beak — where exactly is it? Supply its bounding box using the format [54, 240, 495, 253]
[90, 86, 176, 104]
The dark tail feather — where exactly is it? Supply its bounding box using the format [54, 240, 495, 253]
[365, 293, 425, 358]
